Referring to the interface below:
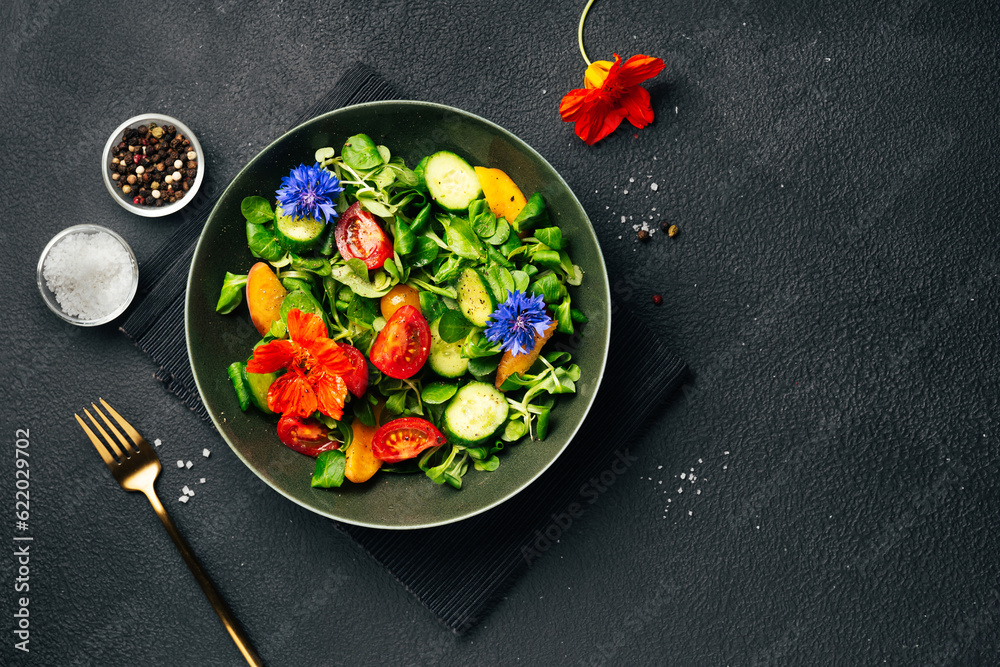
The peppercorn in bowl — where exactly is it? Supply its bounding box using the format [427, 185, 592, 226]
[102, 113, 205, 217]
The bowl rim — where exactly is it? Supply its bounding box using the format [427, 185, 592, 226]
[101, 113, 205, 218]
[37, 223, 139, 326]
[186, 100, 611, 529]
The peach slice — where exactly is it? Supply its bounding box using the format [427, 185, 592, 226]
[345, 405, 383, 483]
[246, 262, 287, 336]
[495, 319, 558, 389]
[474, 166, 527, 223]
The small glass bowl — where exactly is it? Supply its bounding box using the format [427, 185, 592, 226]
[102, 113, 205, 217]
[37, 224, 139, 326]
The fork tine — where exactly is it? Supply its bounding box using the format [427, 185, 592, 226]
[92, 402, 136, 456]
[75, 413, 118, 468]
[84, 408, 127, 460]
[99, 398, 151, 454]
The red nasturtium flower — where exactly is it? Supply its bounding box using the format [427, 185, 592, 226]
[559, 54, 665, 145]
[246, 309, 351, 420]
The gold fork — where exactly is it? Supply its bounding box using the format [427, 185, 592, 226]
[75, 398, 263, 667]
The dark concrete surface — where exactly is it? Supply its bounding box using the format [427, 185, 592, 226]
[2, 0, 998, 664]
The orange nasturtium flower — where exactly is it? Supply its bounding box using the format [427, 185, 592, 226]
[559, 54, 665, 145]
[246, 309, 351, 419]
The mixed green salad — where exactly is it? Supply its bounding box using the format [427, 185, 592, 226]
[216, 134, 587, 490]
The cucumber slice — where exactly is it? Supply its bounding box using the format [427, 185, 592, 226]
[442, 381, 509, 446]
[244, 341, 278, 414]
[429, 317, 469, 378]
[274, 203, 326, 253]
[423, 151, 482, 212]
[456, 268, 495, 327]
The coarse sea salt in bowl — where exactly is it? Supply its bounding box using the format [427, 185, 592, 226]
[37, 224, 138, 326]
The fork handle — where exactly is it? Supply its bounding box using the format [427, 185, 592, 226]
[143, 488, 264, 666]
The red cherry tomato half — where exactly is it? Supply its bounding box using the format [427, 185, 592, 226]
[371, 417, 447, 463]
[335, 202, 393, 270]
[276, 415, 340, 457]
[337, 343, 369, 398]
[369, 305, 431, 379]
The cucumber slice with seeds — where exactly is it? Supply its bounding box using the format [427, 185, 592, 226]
[429, 317, 469, 378]
[274, 203, 326, 253]
[442, 381, 509, 445]
[456, 268, 495, 327]
[423, 151, 482, 212]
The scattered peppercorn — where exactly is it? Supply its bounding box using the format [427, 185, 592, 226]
[652, 294, 663, 305]
[109, 121, 197, 206]
[637, 229, 651, 242]
[659, 220, 671, 234]
[668, 225, 679, 238]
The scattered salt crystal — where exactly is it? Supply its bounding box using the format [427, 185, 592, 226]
[187, 489, 195, 497]
[623, 189, 629, 195]
[176, 460, 184, 468]
[41, 231, 133, 320]
[724, 451, 730, 455]
[690, 474, 697, 482]
[202, 448, 211, 458]
[688, 510, 693, 516]
[650, 183, 658, 191]
[200, 478, 206, 484]
[698, 459, 703, 464]
[621, 216, 626, 223]
[182, 485, 192, 495]
[677, 487, 683, 493]
[657, 465, 662, 469]
[154, 438, 162, 447]
[680, 473, 686, 479]
[185, 460, 193, 469]
[629, 177, 635, 183]
[178, 496, 189, 503]
[696, 489, 702, 495]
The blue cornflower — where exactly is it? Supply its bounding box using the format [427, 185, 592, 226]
[484, 290, 554, 357]
[275, 162, 343, 224]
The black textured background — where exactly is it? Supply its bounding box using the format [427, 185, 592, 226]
[2, 0, 999, 665]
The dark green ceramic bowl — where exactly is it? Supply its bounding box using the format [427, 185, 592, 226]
[186, 101, 610, 529]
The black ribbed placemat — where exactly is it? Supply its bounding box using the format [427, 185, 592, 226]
[120, 62, 688, 634]
[342, 308, 686, 632]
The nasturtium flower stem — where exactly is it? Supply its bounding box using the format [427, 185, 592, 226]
[577, 0, 598, 66]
